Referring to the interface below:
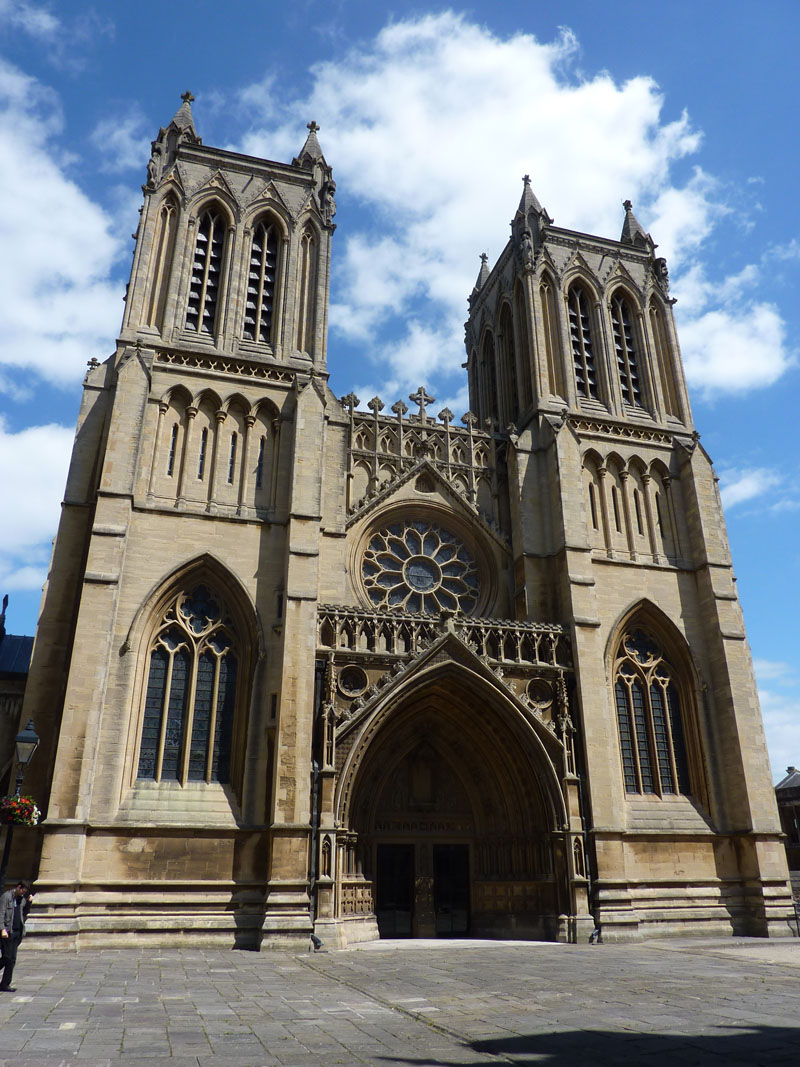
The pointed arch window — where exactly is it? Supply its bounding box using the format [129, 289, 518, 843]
[146, 198, 178, 330]
[610, 293, 642, 406]
[567, 286, 597, 399]
[137, 584, 238, 785]
[186, 208, 226, 335]
[297, 228, 317, 353]
[650, 301, 680, 418]
[244, 218, 278, 343]
[613, 628, 692, 796]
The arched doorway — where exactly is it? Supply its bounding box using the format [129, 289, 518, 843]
[342, 668, 569, 940]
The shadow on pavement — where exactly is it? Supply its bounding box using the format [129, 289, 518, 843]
[381, 1023, 800, 1065]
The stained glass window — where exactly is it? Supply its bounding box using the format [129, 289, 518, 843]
[362, 520, 479, 615]
[137, 584, 239, 785]
[613, 628, 692, 797]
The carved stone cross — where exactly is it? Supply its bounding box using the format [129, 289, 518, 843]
[340, 392, 360, 415]
[307, 120, 320, 133]
[181, 91, 195, 105]
[409, 386, 435, 421]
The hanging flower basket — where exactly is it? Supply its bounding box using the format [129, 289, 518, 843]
[0, 795, 41, 826]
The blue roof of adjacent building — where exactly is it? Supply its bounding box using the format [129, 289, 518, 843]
[0, 633, 34, 677]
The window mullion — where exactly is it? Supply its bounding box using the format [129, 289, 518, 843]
[644, 675, 662, 796]
[179, 644, 200, 786]
[625, 677, 643, 792]
[205, 654, 222, 783]
[154, 648, 174, 783]
[660, 678, 681, 792]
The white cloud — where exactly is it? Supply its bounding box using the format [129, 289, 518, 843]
[238, 13, 714, 395]
[0, 59, 123, 388]
[754, 659, 797, 684]
[90, 112, 151, 173]
[0, 0, 60, 41]
[719, 467, 782, 509]
[0, 420, 73, 592]
[677, 302, 792, 397]
[759, 687, 800, 783]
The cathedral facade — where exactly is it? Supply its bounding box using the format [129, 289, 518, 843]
[13, 97, 794, 947]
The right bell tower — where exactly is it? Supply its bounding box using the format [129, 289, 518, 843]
[464, 179, 793, 940]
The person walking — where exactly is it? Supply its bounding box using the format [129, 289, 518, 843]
[0, 881, 34, 992]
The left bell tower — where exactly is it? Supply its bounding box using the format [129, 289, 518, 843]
[122, 95, 336, 368]
[17, 96, 338, 946]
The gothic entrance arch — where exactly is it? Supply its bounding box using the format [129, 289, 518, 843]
[339, 667, 569, 940]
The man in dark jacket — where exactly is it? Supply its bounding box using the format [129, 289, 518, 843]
[0, 881, 34, 992]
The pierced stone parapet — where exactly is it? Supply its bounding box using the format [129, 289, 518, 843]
[317, 605, 571, 669]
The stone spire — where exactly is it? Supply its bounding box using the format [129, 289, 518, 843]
[474, 252, 490, 292]
[169, 91, 198, 138]
[620, 199, 652, 248]
[294, 120, 326, 166]
[517, 174, 546, 217]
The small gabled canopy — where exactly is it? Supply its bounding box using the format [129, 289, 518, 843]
[620, 199, 652, 248]
[294, 120, 326, 166]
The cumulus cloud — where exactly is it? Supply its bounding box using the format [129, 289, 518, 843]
[759, 687, 800, 783]
[0, 419, 74, 593]
[0, 58, 123, 388]
[718, 466, 782, 509]
[237, 13, 717, 396]
[90, 111, 151, 173]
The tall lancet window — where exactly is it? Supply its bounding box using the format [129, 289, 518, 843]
[146, 198, 178, 330]
[186, 208, 225, 335]
[297, 229, 317, 353]
[244, 218, 278, 343]
[613, 628, 692, 797]
[610, 293, 642, 406]
[568, 285, 598, 399]
[137, 584, 238, 785]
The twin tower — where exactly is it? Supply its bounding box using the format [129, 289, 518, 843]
[14, 95, 792, 947]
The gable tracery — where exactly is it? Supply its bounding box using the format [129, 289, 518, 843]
[341, 391, 500, 528]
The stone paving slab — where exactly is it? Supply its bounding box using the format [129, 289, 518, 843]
[0, 938, 799, 1064]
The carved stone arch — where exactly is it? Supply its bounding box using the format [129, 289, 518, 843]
[244, 202, 291, 241]
[159, 383, 192, 407]
[124, 552, 262, 661]
[192, 386, 224, 412]
[336, 658, 568, 833]
[563, 270, 601, 304]
[221, 391, 252, 418]
[606, 278, 643, 309]
[188, 190, 237, 228]
[581, 446, 604, 470]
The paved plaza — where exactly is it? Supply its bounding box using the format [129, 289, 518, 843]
[1, 937, 799, 1065]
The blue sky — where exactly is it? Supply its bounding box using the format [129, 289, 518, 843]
[0, 1, 798, 779]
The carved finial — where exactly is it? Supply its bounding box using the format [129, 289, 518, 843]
[391, 400, 408, 418]
[367, 396, 384, 414]
[438, 407, 454, 426]
[181, 91, 195, 105]
[340, 392, 360, 414]
[461, 411, 478, 429]
[480, 252, 488, 264]
[409, 386, 435, 421]
[623, 198, 632, 212]
[307, 120, 320, 133]
[523, 174, 531, 185]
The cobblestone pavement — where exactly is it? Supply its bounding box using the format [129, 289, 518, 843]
[1, 937, 799, 1065]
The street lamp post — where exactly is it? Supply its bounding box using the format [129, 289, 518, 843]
[0, 719, 40, 890]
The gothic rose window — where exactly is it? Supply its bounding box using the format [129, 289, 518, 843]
[137, 584, 237, 784]
[362, 520, 479, 614]
[613, 628, 691, 796]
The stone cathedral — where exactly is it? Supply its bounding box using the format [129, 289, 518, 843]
[12, 96, 794, 948]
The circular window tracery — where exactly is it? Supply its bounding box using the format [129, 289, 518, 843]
[362, 520, 479, 614]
